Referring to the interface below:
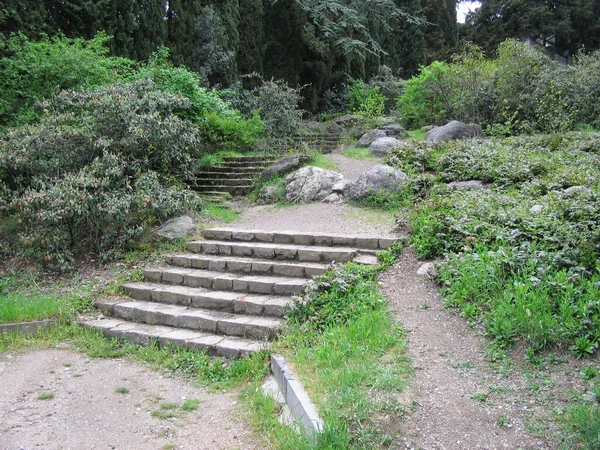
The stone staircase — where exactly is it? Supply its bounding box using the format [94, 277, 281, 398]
[82, 228, 395, 358]
[191, 155, 278, 200]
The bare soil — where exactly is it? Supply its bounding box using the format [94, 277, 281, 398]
[382, 248, 598, 450]
[0, 349, 258, 450]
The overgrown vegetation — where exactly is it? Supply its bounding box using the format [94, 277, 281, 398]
[397, 41, 600, 133]
[389, 132, 600, 356]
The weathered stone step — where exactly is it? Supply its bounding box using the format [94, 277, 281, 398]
[186, 240, 367, 263]
[200, 228, 396, 250]
[218, 161, 271, 168]
[80, 318, 267, 358]
[203, 166, 265, 174]
[194, 178, 254, 186]
[120, 282, 290, 317]
[95, 298, 282, 340]
[222, 156, 277, 163]
[165, 253, 327, 278]
[191, 185, 253, 195]
[144, 267, 308, 295]
[196, 171, 257, 179]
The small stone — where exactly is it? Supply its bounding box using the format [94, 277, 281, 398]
[530, 204, 544, 214]
[417, 262, 436, 278]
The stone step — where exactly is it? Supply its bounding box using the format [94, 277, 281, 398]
[191, 185, 253, 195]
[194, 178, 254, 186]
[80, 318, 267, 358]
[196, 171, 257, 179]
[144, 267, 308, 296]
[95, 298, 282, 340]
[222, 156, 277, 163]
[165, 253, 328, 278]
[217, 162, 271, 168]
[200, 228, 396, 250]
[186, 240, 368, 263]
[203, 166, 265, 174]
[120, 282, 290, 317]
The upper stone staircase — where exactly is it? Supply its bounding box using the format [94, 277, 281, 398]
[82, 228, 395, 358]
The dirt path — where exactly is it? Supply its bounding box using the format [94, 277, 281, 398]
[381, 249, 597, 450]
[0, 349, 257, 450]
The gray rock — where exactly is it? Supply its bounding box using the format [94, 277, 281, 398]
[447, 180, 489, 190]
[331, 179, 353, 194]
[348, 165, 408, 200]
[305, 121, 326, 133]
[562, 185, 592, 196]
[421, 125, 436, 132]
[530, 204, 544, 214]
[285, 166, 344, 203]
[368, 137, 406, 157]
[322, 193, 344, 204]
[262, 153, 308, 179]
[358, 129, 387, 147]
[425, 120, 483, 143]
[380, 123, 408, 137]
[155, 215, 198, 241]
[327, 122, 344, 134]
[417, 262, 436, 278]
[334, 114, 363, 125]
[258, 185, 280, 204]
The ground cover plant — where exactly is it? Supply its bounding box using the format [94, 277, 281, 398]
[389, 132, 600, 355]
[247, 244, 412, 449]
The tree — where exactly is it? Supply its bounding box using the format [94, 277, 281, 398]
[465, 0, 600, 56]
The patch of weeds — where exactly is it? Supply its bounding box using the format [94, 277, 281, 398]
[408, 129, 427, 141]
[160, 402, 178, 410]
[151, 409, 177, 420]
[249, 174, 285, 204]
[342, 147, 375, 160]
[195, 151, 245, 170]
[161, 444, 175, 450]
[181, 399, 200, 411]
[497, 414, 511, 427]
[115, 387, 129, 394]
[37, 392, 54, 400]
[469, 392, 489, 402]
[456, 361, 474, 371]
[199, 203, 240, 225]
[525, 421, 547, 436]
[352, 187, 415, 212]
[309, 153, 339, 171]
[581, 367, 599, 381]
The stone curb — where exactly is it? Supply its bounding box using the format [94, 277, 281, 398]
[0, 319, 59, 335]
[271, 354, 324, 439]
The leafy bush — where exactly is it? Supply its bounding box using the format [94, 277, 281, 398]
[367, 65, 405, 114]
[251, 79, 303, 138]
[0, 32, 133, 128]
[205, 111, 264, 151]
[397, 61, 451, 128]
[347, 78, 386, 118]
[0, 80, 203, 270]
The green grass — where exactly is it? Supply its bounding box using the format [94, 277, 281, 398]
[195, 150, 245, 169]
[115, 387, 129, 394]
[0, 285, 93, 324]
[181, 398, 200, 411]
[200, 203, 241, 224]
[407, 129, 426, 140]
[0, 324, 270, 388]
[248, 252, 412, 449]
[37, 392, 54, 400]
[309, 153, 339, 171]
[342, 147, 376, 160]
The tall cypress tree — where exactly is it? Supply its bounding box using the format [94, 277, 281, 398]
[0, 0, 49, 40]
[131, 0, 167, 61]
[421, 0, 458, 62]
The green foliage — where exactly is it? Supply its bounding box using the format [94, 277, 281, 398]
[389, 132, 600, 354]
[0, 32, 133, 128]
[252, 79, 303, 138]
[397, 61, 451, 128]
[0, 80, 203, 270]
[347, 79, 386, 118]
[205, 111, 264, 152]
[566, 401, 600, 449]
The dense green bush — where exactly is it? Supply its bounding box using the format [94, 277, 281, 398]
[389, 132, 600, 354]
[251, 79, 303, 138]
[397, 40, 600, 133]
[0, 33, 133, 128]
[0, 80, 203, 270]
[347, 78, 386, 118]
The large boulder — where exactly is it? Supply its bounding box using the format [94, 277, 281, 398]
[368, 137, 406, 157]
[425, 120, 483, 143]
[380, 123, 408, 138]
[258, 185, 281, 204]
[262, 153, 309, 179]
[155, 215, 198, 241]
[348, 165, 408, 200]
[358, 129, 387, 147]
[285, 166, 344, 203]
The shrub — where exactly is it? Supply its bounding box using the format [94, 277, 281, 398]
[9, 155, 201, 271]
[397, 61, 452, 129]
[347, 78, 386, 118]
[0, 32, 133, 128]
[367, 65, 405, 114]
[251, 79, 303, 138]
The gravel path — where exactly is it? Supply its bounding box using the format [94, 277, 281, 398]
[0, 349, 257, 450]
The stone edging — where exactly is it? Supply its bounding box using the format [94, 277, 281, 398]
[0, 319, 59, 335]
[271, 354, 324, 439]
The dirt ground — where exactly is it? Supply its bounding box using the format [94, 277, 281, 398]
[382, 248, 598, 450]
[0, 349, 258, 450]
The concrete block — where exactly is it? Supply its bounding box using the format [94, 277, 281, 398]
[297, 250, 322, 262]
[355, 237, 379, 250]
[144, 268, 163, 282]
[274, 247, 298, 260]
[232, 231, 255, 241]
[202, 228, 233, 240]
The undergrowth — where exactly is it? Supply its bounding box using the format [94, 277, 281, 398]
[388, 132, 600, 356]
